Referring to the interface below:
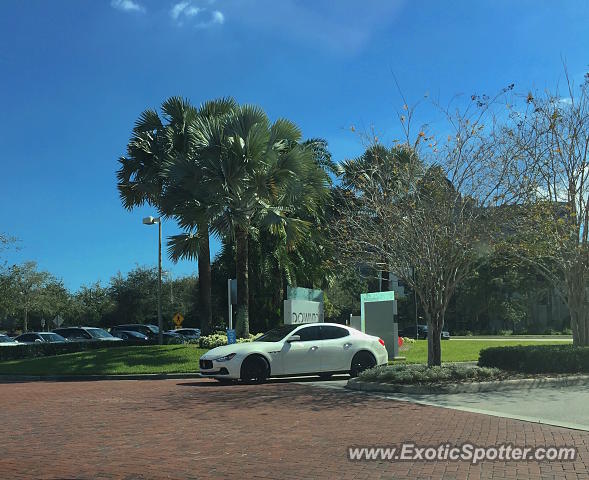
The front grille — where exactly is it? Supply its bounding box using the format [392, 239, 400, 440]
[200, 359, 213, 369]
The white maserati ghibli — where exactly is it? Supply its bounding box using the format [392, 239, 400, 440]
[198, 323, 388, 383]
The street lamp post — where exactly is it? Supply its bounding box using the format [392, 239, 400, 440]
[143, 216, 163, 345]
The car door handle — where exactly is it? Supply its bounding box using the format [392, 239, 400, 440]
[310, 346, 319, 351]
[344, 343, 352, 348]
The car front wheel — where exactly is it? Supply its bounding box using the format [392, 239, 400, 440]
[240, 355, 269, 384]
[350, 351, 377, 377]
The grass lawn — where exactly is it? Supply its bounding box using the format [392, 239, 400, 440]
[0, 339, 574, 376]
[399, 339, 572, 363]
[0, 345, 206, 376]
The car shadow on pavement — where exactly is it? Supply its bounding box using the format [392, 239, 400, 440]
[163, 376, 432, 416]
[176, 374, 350, 387]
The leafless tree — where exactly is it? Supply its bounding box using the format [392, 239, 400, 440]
[333, 87, 514, 366]
[501, 66, 589, 346]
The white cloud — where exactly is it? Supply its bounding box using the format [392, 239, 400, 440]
[111, 0, 145, 13]
[211, 10, 224, 24]
[170, 1, 190, 20]
[170, 1, 224, 27]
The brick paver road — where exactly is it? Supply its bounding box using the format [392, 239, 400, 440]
[1, 378, 588, 479]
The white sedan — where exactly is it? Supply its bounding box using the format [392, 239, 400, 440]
[198, 323, 388, 383]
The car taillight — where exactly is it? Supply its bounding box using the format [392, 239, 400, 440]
[378, 338, 385, 346]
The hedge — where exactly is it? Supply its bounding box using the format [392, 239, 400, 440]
[359, 363, 502, 384]
[0, 339, 163, 362]
[478, 344, 589, 373]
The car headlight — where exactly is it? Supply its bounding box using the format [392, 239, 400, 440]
[215, 353, 236, 362]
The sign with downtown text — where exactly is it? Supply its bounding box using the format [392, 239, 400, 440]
[284, 299, 324, 324]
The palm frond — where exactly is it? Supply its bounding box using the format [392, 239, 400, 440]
[166, 233, 201, 262]
[133, 109, 163, 134]
[198, 97, 237, 119]
[270, 118, 302, 146]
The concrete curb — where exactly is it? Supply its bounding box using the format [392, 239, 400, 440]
[452, 335, 573, 340]
[0, 373, 203, 383]
[346, 374, 589, 394]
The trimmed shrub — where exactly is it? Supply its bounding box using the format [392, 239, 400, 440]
[401, 337, 416, 344]
[478, 344, 589, 373]
[359, 363, 502, 384]
[198, 332, 262, 349]
[0, 340, 137, 362]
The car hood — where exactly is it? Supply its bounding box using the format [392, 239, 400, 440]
[202, 342, 273, 359]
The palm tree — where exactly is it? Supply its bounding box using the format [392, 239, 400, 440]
[171, 104, 327, 336]
[116, 97, 236, 334]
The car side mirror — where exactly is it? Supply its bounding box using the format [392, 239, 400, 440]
[287, 335, 301, 343]
[34, 339, 43, 343]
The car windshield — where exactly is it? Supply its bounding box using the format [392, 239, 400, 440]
[87, 328, 114, 339]
[254, 325, 299, 342]
[0, 334, 13, 343]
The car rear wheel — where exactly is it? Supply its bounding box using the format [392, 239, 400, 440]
[350, 351, 377, 378]
[240, 355, 269, 384]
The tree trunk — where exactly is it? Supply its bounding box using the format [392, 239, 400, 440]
[381, 270, 390, 291]
[565, 265, 589, 346]
[235, 225, 250, 338]
[426, 310, 444, 366]
[23, 305, 28, 333]
[271, 265, 282, 328]
[197, 224, 213, 335]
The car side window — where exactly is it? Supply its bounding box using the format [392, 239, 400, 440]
[321, 326, 349, 340]
[20, 334, 36, 342]
[68, 330, 91, 339]
[296, 326, 322, 341]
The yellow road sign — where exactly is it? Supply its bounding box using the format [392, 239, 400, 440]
[173, 313, 184, 327]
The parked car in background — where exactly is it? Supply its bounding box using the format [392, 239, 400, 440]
[399, 325, 450, 340]
[199, 323, 388, 383]
[53, 327, 122, 342]
[0, 334, 19, 345]
[167, 328, 201, 340]
[110, 324, 182, 343]
[110, 330, 149, 342]
[14, 332, 68, 344]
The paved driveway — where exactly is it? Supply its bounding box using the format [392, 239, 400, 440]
[1, 378, 588, 479]
[304, 377, 589, 431]
[371, 385, 589, 432]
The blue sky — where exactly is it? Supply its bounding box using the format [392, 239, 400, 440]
[1, 0, 588, 290]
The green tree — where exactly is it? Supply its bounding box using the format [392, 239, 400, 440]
[117, 97, 236, 334]
[170, 105, 328, 337]
[8, 262, 50, 332]
[108, 266, 160, 326]
[71, 282, 114, 327]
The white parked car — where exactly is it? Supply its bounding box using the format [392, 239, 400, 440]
[199, 323, 388, 383]
[14, 332, 68, 344]
[0, 334, 19, 346]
